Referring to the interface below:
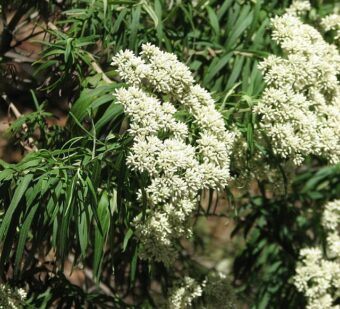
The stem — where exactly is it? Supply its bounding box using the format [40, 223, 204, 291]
[0, 3, 28, 54]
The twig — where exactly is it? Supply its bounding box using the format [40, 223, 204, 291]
[8, 101, 22, 119]
[68, 254, 114, 296]
[3, 94, 37, 152]
[10, 30, 45, 50]
[89, 55, 113, 84]
[4, 50, 36, 62]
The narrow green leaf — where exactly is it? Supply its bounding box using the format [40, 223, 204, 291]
[129, 5, 141, 50]
[64, 38, 74, 63]
[217, 0, 233, 20]
[78, 207, 88, 259]
[0, 169, 14, 182]
[225, 5, 252, 50]
[14, 202, 40, 276]
[207, 6, 220, 37]
[93, 191, 110, 279]
[130, 246, 138, 283]
[204, 53, 232, 85]
[142, 2, 158, 27]
[123, 228, 133, 252]
[103, 0, 108, 16]
[0, 174, 33, 242]
[226, 55, 245, 90]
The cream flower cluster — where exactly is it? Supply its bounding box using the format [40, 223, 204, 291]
[321, 14, 340, 42]
[294, 200, 340, 309]
[167, 273, 236, 309]
[322, 199, 340, 257]
[0, 284, 26, 309]
[294, 248, 340, 309]
[167, 277, 204, 309]
[254, 6, 340, 165]
[286, 0, 311, 16]
[112, 44, 234, 265]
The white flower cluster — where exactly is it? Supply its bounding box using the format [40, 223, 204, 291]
[294, 200, 340, 309]
[112, 44, 234, 265]
[286, 0, 311, 16]
[0, 284, 26, 309]
[254, 7, 340, 165]
[294, 248, 340, 309]
[321, 14, 340, 42]
[167, 277, 204, 309]
[322, 199, 340, 257]
[167, 273, 236, 309]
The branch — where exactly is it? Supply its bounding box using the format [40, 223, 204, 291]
[67, 254, 114, 296]
[89, 54, 113, 84]
[0, 3, 28, 54]
[2, 94, 37, 152]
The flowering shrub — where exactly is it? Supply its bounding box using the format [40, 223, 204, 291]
[0, 0, 339, 308]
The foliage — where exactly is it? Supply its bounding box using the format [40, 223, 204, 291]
[233, 164, 340, 308]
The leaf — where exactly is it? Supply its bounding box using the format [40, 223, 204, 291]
[0, 174, 33, 243]
[86, 176, 98, 205]
[95, 102, 124, 131]
[69, 84, 118, 126]
[112, 9, 128, 34]
[93, 191, 110, 279]
[0, 168, 14, 182]
[65, 38, 74, 63]
[78, 206, 88, 259]
[14, 202, 40, 276]
[203, 53, 232, 85]
[142, 2, 158, 27]
[129, 5, 141, 50]
[130, 246, 138, 283]
[217, 0, 233, 20]
[207, 6, 220, 37]
[225, 5, 253, 50]
[122, 228, 133, 252]
[226, 55, 245, 90]
[103, 0, 108, 16]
